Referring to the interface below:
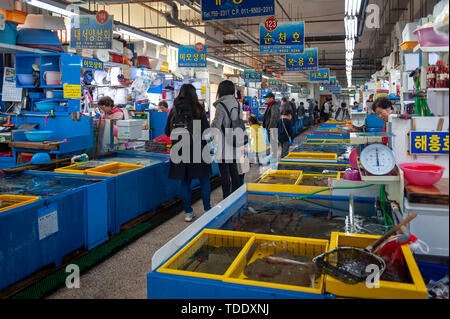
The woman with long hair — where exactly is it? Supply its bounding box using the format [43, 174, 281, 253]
[165, 84, 212, 222]
[211, 80, 245, 199]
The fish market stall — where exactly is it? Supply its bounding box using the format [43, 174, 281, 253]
[0, 172, 109, 291]
[147, 183, 423, 299]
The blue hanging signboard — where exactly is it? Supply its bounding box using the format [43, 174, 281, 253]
[243, 70, 262, 82]
[290, 87, 302, 93]
[309, 68, 330, 82]
[202, 0, 275, 21]
[260, 19, 305, 54]
[178, 45, 207, 68]
[286, 48, 318, 72]
[410, 131, 449, 155]
[82, 58, 104, 71]
[70, 12, 113, 49]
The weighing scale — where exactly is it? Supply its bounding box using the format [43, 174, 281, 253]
[360, 143, 396, 176]
[350, 112, 367, 128]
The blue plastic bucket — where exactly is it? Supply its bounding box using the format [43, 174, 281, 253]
[0, 21, 17, 45]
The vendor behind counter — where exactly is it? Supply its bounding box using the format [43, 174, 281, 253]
[98, 96, 128, 120]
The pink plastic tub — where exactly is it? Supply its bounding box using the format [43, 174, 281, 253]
[398, 163, 445, 186]
[413, 26, 449, 47]
[349, 148, 359, 170]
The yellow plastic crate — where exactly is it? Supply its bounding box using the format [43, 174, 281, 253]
[257, 169, 303, 185]
[284, 152, 338, 161]
[224, 234, 329, 294]
[54, 161, 112, 175]
[0, 195, 40, 213]
[84, 162, 144, 176]
[157, 229, 254, 281]
[325, 232, 428, 299]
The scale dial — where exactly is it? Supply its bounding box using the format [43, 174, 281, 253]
[360, 143, 396, 176]
[351, 113, 366, 128]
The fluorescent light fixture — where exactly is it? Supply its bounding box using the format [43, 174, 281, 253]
[262, 75, 269, 79]
[356, 0, 362, 15]
[118, 28, 164, 46]
[27, 0, 78, 17]
[207, 57, 222, 64]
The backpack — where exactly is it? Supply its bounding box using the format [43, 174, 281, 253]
[219, 102, 249, 148]
[335, 107, 345, 122]
[170, 106, 193, 141]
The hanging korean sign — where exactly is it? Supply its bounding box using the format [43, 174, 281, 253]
[70, 12, 113, 49]
[260, 19, 305, 54]
[410, 131, 449, 155]
[202, 0, 275, 21]
[286, 48, 318, 72]
[309, 68, 330, 82]
[178, 45, 207, 68]
[82, 58, 104, 71]
[290, 87, 302, 93]
[243, 70, 262, 82]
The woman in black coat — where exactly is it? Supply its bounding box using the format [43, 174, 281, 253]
[165, 84, 212, 222]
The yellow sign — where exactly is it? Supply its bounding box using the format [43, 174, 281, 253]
[201, 86, 206, 94]
[63, 84, 82, 99]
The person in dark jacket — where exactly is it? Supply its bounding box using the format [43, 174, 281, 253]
[278, 108, 295, 159]
[165, 84, 212, 222]
[263, 93, 281, 143]
[307, 98, 314, 126]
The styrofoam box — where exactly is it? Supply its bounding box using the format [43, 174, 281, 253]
[404, 199, 449, 257]
[117, 119, 143, 140]
[402, 22, 419, 43]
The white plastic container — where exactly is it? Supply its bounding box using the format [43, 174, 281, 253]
[402, 22, 419, 42]
[404, 199, 449, 257]
[117, 119, 143, 140]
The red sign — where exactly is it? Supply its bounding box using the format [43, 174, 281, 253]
[195, 42, 204, 52]
[96, 10, 109, 25]
[264, 17, 278, 32]
[255, 67, 260, 73]
[277, 76, 281, 81]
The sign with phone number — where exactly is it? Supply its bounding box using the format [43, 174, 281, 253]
[82, 58, 104, 71]
[260, 21, 305, 54]
[309, 68, 330, 82]
[70, 15, 113, 49]
[178, 45, 207, 68]
[202, 0, 274, 21]
[410, 131, 449, 155]
[286, 48, 318, 72]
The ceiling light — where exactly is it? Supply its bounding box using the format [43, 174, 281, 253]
[27, 0, 78, 17]
[118, 28, 164, 46]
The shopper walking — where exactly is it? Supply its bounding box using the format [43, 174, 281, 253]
[278, 108, 295, 158]
[262, 93, 281, 144]
[323, 98, 332, 122]
[165, 84, 212, 222]
[248, 115, 267, 165]
[211, 80, 244, 199]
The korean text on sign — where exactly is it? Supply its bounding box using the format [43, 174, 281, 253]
[202, 0, 275, 21]
[178, 46, 207, 68]
[243, 70, 262, 82]
[286, 48, 318, 72]
[70, 15, 113, 49]
[411, 131, 449, 155]
[309, 68, 330, 82]
[260, 21, 305, 54]
[82, 58, 104, 71]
